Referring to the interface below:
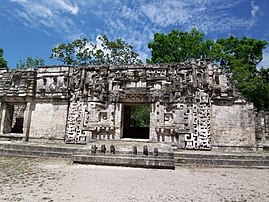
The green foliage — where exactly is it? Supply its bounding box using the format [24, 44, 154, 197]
[130, 106, 150, 127]
[148, 29, 268, 111]
[247, 67, 269, 111]
[50, 35, 142, 66]
[16, 57, 45, 69]
[0, 48, 8, 68]
[212, 36, 268, 111]
[147, 28, 213, 63]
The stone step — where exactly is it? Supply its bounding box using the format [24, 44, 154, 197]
[86, 140, 174, 153]
[0, 141, 175, 169]
[74, 150, 174, 158]
[0, 141, 87, 159]
[175, 152, 269, 160]
[0, 148, 71, 158]
[175, 158, 269, 168]
[3, 141, 269, 169]
[72, 141, 175, 169]
[0, 142, 86, 154]
[72, 154, 175, 169]
[174, 151, 269, 168]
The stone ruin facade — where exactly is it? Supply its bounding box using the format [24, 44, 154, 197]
[0, 60, 268, 151]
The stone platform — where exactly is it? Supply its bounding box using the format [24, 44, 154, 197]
[72, 139, 175, 169]
[175, 150, 269, 168]
[1, 140, 269, 169]
[0, 140, 175, 169]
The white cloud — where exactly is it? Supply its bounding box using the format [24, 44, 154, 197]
[251, 1, 260, 19]
[8, 0, 82, 39]
[259, 47, 269, 69]
[140, 1, 190, 27]
[55, 0, 79, 15]
[138, 0, 249, 33]
[80, 0, 253, 61]
[249, 0, 261, 28]
[5, 0, 264, 62]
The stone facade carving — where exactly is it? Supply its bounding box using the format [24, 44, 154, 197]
[0, 68, 36, 98]
[0, 60, 266, 151]
[63, 60, 251, 150]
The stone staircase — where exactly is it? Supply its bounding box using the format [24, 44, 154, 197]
[0, 140, 175, 169]
[0, 141, 85, 158]
[1, 140, 269, 169]
[174, 150, 269, 168]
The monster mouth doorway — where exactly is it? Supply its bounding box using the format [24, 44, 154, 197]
[122, 105, 150, 139]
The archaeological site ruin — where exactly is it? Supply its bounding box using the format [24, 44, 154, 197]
[0, 59, 268, 155]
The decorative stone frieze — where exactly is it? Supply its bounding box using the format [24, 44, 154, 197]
[0, 60, 264, 150]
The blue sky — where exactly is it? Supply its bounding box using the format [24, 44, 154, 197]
[0, 0, 269, 68]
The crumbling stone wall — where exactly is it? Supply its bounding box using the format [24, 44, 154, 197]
[0, 68, 36, 137]
[28, 66, 69, 141]
[64, 60, 256, 150]
[0, 61, 264, 150]
[256, 112, 269, 142]
[211, 103, 256, 150]
[0, 67, 68, 142]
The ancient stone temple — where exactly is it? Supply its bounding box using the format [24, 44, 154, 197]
[0, 60, 268, 151]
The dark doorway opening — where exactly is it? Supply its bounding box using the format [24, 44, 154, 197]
[123, 105, 150, 139]
[3, 104, 25, 134]
[11, 117, 24, 133]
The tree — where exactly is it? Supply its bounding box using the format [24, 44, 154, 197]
[147, 28, 213, 63]
[130, 106, 150, 127]
[50, 35, 142, 66]
[0, 48, 8, 68]
[16, 57, 45, 69]
[212, 36, 268, 111]
[248, 67, 269, 111]
[148, 29, 268, 111]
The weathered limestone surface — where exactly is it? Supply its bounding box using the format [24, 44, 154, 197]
[0, 60, 266, 150]
[65, 61, 215, 150]
[211, 103, 255, 149]
[29, 102, 68, 141]
[0, 67, 68, 142]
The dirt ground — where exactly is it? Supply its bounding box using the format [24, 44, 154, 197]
[0, 156, 269, 202]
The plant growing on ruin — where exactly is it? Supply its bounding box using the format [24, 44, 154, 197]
[50, 35, 142, 66]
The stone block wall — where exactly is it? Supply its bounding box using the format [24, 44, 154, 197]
[211, 102, 256, 150]
[0, 66, 69, 142]
[256, 112, 269, 144]
[29, 102, 68, 141]
[0, 61, 266, 150]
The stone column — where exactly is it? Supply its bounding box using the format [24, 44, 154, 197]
[114, 103, 123, 139]
[149, 103, 158, 142]
[0, 102, 3, 134]
[23, 102, 32, 141]
[0, 103, 13, 134]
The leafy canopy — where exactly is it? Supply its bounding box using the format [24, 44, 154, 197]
[50, 35, 142, 66]
[148, 28, 268, 111]
[0, 48, 8, 68]
[212, 36, 268, 110]
[16, 57, 45, 69]
[147, 28, 213, 63]
[130, 106, 150, 128]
